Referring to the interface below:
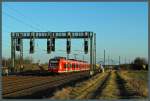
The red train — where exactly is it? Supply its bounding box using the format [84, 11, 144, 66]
[48, 57, 90, 73]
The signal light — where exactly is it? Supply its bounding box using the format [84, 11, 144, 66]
[66, 32, 71, 54]
[84, 32, 88, 54]
[30, 39, 34, 54]
[51, 38, 55, 51]
[84, 39, 88, 54]
[67, 39, 71, 54]
[16, 45, 20, 51]
[17, 38, 21, 45]
[47, 39, 51, 53]
[16, 38, 21, 51]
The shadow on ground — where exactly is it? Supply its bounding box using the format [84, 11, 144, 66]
[90, 72, 111, 99]
[115, 71, 139, 99]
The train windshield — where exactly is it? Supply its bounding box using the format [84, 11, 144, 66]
[49, 59, 59, 68]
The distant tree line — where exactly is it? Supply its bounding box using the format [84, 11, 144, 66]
[131, 57, 148, 70]
[119, 57, 148, 70]
[2, 56, 33, 67]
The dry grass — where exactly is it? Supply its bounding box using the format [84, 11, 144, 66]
[98, 70, 120, 99]
[15, 64, 48, 71]
[125, 78, 148, 97]
[119, 71, 148, 97]
[49, 72, 108, 99]
[51, 87, 72, 99]
[49, 70, 148, 100]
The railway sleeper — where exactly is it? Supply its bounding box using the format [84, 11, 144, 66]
[3, 73, 90, 99]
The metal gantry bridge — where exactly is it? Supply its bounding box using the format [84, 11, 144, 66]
[11, 31, 96, 75]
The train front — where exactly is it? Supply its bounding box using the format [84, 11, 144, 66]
[48, 58, 60, 73]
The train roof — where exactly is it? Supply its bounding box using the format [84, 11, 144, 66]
[53, 57, 66, 59]
[68, 59, 87, 63]
[50, 57, 88, 63]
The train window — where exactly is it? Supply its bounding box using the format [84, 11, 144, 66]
[64, 64, 68, 68]
[50, 63, 58, 68]
[73, 64, 75, 68]
[77, 64, 79, 68]
[64, 64, 66, 68]
[70, 64, 72, 68]
[49, 59, 59, 68]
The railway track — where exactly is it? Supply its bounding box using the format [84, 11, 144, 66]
[2, 71, 90, 99]
[2, 71, 80, 87]
[3, 70, 146, 99]
[73, 71, 111, 99]
[2, 71, 56, 84]
[78, 70, 141, 99]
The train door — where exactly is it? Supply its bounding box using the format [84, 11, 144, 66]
[69, 62, 72, 72]
[68, 62, 72, 72]
[77, 63, 79, 71]
[74, 62, 76, 72]
[67, 62, 69, 72]
[72, 63, 75, 72]
[80, 63, 82, 71]
[65, 62, 67, 73]
[58, 59, 62, 73]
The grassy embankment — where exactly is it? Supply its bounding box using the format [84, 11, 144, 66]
[119, 70, 148, 98]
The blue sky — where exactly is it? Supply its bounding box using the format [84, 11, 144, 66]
[2, 2, 148, 64]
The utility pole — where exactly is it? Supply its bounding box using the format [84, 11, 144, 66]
[104, 49, 105, 67]
[90, 33, 93, 76]
[108, 55, 109, 66]
[128, 59, 130, 64]
[119, 56, 120, 67]
[111, 58, 113, 65]
[94, 33, 96, 70]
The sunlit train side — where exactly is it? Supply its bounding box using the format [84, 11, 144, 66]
[48, 57, 90, 73]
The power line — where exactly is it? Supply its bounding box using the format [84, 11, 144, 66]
[3, 12, 41, 31]
[5, 6, 47, 31]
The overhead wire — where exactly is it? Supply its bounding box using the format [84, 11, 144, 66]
[3, 8, 55, 62]
[5, 6, 47, 31]
[3, 12, 41, 31]
[3, 9, 90, 61]
[3, 11, 47, 54]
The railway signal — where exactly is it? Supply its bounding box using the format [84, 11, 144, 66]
[51, 38, 55, 51]
[30, 39, 34, 54]
[67, 39, 71, 54]
[66, 32, 71, 54]
[84, 39, 88, 54]
[11, 32, 96, 75]
[51, 32, 55, 51]
[17, 38, 21, 45]
[84, 32, 88, 54]
[16, 38, 21, 51]
[47, 39, 51, 53]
